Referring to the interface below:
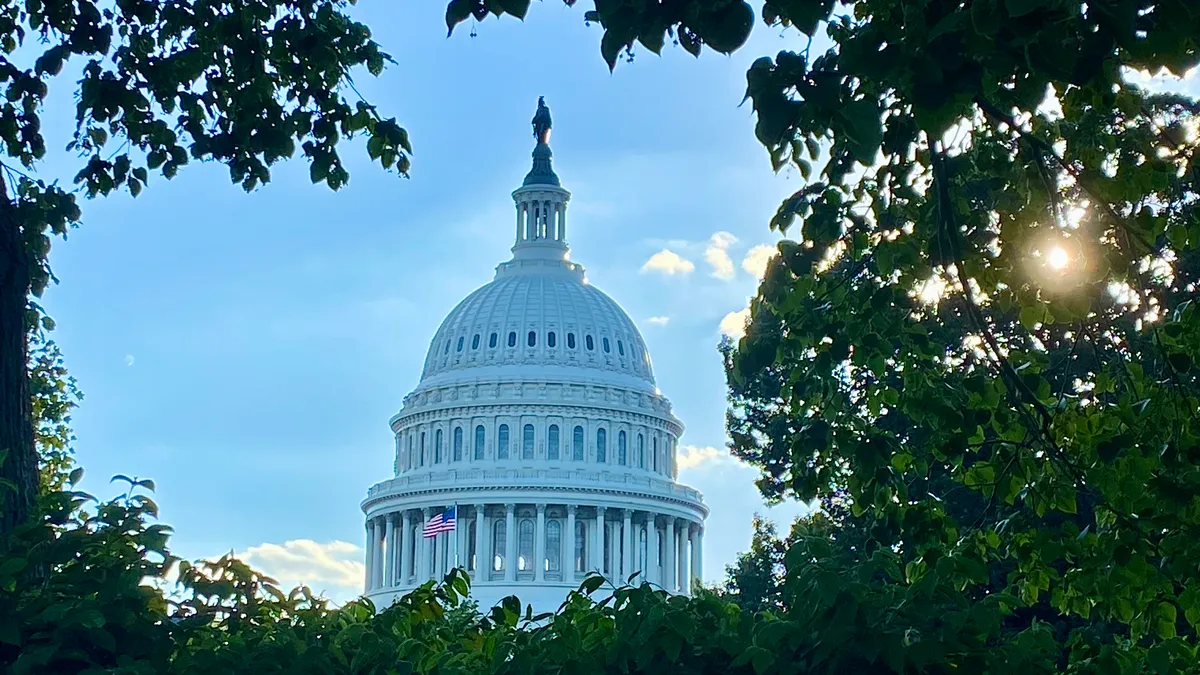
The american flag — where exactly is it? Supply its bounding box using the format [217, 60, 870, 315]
[422, 506, 456, 538]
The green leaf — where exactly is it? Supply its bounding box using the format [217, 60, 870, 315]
[839, 100, 883, 164]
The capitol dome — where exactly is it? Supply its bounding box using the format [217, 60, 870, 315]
[361, 100, 707, 613]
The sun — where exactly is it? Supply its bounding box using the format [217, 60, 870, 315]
[1047, 247, 1069, 270]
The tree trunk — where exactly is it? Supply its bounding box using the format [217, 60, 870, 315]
[0, 171, 37, 537]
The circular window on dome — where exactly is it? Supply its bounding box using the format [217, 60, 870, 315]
[507, 331, 517, 347]
[548, 332, 557, 348]
[585, 335, 594, 351]
[527, 331, 537, 347]
[602, 337, 610, 353]
[471, 334, 480, 349]
[489, 332, 497, 348]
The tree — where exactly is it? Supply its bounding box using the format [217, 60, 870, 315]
[465, 0, 1200, 668]
[0, 0, 413, 535]
[721, 514, 790, 613]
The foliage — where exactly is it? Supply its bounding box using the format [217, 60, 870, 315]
[466, 0, 1200, 670]
[0, 0, 412, 535]
[719, 514, 793, 613]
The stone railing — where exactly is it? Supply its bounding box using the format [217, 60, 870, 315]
[364, 467, 704, 504]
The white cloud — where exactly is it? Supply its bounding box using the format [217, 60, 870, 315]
[124, 354, 136, 367]
[641, 249, 695, 275]
[647, 316, 670, 326]
[677, 445, 740, 470]
[705, 232, 738, 280]
[741, 244, 778, 280]
[234, 539, 364, 599]
[719, 303, 751, 339]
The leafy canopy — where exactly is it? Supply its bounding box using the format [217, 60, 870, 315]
[461, 0, 1200, 669]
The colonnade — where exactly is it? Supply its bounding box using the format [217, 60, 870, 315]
[364, 502, 703, 596]
[515, 198, 567, 244]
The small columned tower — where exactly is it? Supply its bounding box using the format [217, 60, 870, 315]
[511, 96, 571, 262]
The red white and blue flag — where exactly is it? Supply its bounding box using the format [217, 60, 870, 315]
[422, 507, 456, 538]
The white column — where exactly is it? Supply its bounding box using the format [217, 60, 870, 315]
[649, 517, 660, 586]
[691, 525, 703, 590]
[384, 515, 396, 588]
[565, 505, 576, 581]
[372, 518, 384, 589]
[419, 508, 431, 581]
[474, 504, 486, 579]
[400, 511, 412, 582]
[515, 203, 522, 243]
[364, 519, 376, 591]
[677, 524, 689, 595]
[534, 504, 546, 582]
[665, 518, 676, 592]
[504, 504, 516, 582]
[559, 202, 567, 241]
[607, 522, 618, 578]
[592, 507, 605, 573]
[622, 510, 633, 583]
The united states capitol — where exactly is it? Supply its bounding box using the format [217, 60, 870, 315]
[359, 99, 708, 612]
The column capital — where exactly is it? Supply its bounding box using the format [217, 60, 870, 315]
[536, 503, 546, 514]
[566, 504, 577, 514]
[622, 508, 633, 519]
[474, 503, 485, 511]
[596, 505, 607, 515]
[422, 507, 432, 517]
[505, 503, 515, 513]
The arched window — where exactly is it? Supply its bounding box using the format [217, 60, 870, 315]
[547, 425, 560, 460]
[471, 334, 480, 349]
[522, 424, 535, 459]
[518, 519, 535, 571]
[596, 428, 607, 463]
[548, 332, 557, 348]
[407, 435, 414, 470]
[474, 425, 485, 460]
[419, 432, 426, 467]
[618, 430, 627, 465]
[575, 521, 587, 572]
[497, 424, 510, 459]
[456, 336, 464, 352]
[467, 519, 477, 571]
[653, 437, 659, 472]
[493, 520, 506, 571]
[567, 333, 576, 349]
[546, 521, 562, 572]
[527, 331, 537, 347]
[618, 340, 625, 356]
[489, 332, 498, 348]
[453, 427, 463, 462]
[435, 429, 443, 463]
[602, 337, 610, 353]
[572, 426, 585, 461]
[637, 434, 645, 468]
[585, 335, 594, 351]
[507, 331, 517, 347]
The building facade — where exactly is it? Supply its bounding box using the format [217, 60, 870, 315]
[361, 103, 707, 613]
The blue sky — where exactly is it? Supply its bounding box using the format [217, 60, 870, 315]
[37, 3, 812, 599]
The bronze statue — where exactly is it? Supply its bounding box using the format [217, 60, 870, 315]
[532, 96, 552, 144]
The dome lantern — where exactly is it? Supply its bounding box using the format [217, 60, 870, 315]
[511, 97, 571, 263]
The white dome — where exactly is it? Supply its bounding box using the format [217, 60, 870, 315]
[419, 264, 656, 392]
[361, 107, 705, 615]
